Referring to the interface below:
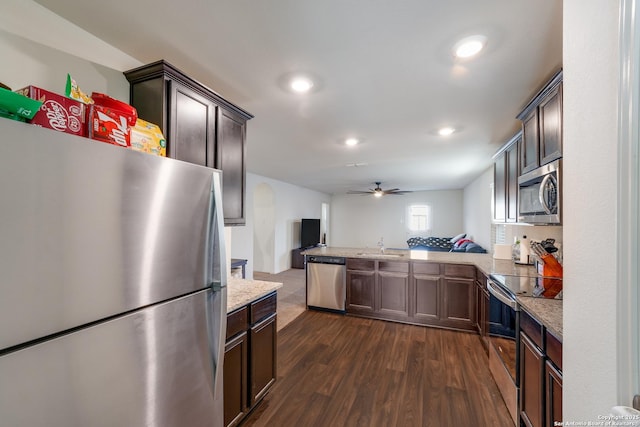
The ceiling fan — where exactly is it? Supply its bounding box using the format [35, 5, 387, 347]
[347, 182, 413, 197]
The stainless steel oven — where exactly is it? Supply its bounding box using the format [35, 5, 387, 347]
[487, 278, 520, 384]
[487, 275, 520, 423]
[518, 159, 561, 224]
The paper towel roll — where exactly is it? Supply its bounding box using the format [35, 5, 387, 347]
[493, 244, 512, 260]
[520, 236, 530, 264]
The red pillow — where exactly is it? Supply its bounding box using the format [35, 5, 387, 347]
[455, 238, 472, 248]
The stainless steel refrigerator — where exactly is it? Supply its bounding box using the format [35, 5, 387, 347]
[0, 119, 227, 427]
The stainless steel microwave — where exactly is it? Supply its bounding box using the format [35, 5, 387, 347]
[518, 159, 561, 224]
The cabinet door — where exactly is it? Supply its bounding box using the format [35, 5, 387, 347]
[224, 332, 248, 427]
[216, 108, 247, 225]
[545, 361, 563, 427]
[346, 270, 375, 314]
[520, 332, 545, 427]
[493, 153, 506, 222]
[539, 83, 563, 166]
[506, 139, 520, 222]
[475, 281, 483, 333]
[521, 108, 540, 174]
[250, 314, 277, 406]
[378, 271, 409, 317]
[482, 289, 490, 350]
[169, 81, 215, 166]
[413, 274, 440, 321]
[442, 278, 474, 328]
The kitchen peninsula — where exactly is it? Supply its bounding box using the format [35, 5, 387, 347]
[304, 246, 563, 425]
[303, 246, 562, 339]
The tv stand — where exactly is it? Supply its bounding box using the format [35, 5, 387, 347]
[291, 248, 306, 269]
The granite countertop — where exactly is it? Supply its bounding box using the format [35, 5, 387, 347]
[227, 277, 283, 313]
[302, 246, 539, 277]
[517, 296, 563, 340]
[303, 246, 562, 339]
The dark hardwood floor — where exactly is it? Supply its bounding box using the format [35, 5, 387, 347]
[241, 310, 513, 427]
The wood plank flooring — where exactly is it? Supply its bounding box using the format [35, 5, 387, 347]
[241, 310, 513, 427]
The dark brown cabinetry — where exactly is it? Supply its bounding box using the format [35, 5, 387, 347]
[378, 261, 410, 318]
[519, 310, 563, 427]
[291, 248, 305, 269]
[441, 264, 475, 328]
[517, 70, 563, 175]
[346, 259, 376, 314]
[494, 151, 507, 223]
[475, 269, 490, 353]
[124, 60, 253, 226]
[413, 262, 441, 322]
[224, 293, 277, 427]
[493, 132, 521, 223]
[346, 259, 408, 319]
[345, 259, 474, 331]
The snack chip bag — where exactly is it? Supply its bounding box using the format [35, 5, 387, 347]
[65, 74, 94, 104]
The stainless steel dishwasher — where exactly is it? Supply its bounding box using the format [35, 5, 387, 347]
[306, 256, 346, 312]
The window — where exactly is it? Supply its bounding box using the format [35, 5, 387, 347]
[407, 204, 431, 233]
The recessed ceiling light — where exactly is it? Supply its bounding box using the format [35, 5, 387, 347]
[345, 138, 359, 146]
[453, 35, 487, 58]
[290, 77, 314, 93]
[438, 127, 456, 136]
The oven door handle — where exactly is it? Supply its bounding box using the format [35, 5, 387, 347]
[487, 280, 519, 311]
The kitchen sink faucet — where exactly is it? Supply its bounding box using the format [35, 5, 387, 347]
[378, 237, 385, 253]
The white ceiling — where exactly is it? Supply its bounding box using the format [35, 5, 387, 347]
[34, 0, 562, 195]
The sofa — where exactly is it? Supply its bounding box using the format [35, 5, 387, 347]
[407, 234, 487, 254]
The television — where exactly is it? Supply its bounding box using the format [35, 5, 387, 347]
[300, 218, 321, 249]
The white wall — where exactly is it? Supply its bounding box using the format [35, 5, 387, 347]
[330, 190, 464, 249]
[462, 167, 493, 250]
[0, 1, 140, 101]
[230, 173, 331, 276]
[564, 0, 620, 420]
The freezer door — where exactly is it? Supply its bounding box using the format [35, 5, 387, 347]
[0, 120, 224, 350]
[0, 288, 226, 427]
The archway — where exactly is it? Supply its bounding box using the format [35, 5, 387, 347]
[253, 182, 276, 273]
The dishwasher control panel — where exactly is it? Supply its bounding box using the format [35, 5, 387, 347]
[306, 256, 345, 265]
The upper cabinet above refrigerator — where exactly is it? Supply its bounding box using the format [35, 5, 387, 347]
[517, 70, 563, 175]
[124, 60, 254, 226]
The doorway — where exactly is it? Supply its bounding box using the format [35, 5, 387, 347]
[253, 182, 275, 274]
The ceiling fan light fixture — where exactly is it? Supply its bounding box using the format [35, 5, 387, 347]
[453, 35, 487, 58]
[374, 190, 383, 198]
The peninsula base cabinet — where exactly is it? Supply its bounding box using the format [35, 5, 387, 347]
[345, 260, 474, 331]
[224, 293, 277, 427]
[519, 309, 563, 427]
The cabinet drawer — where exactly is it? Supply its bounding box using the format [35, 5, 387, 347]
[250, 293, 277, 325]
[520, 310, 543, 350]
[412, 262, 440, 275]
[546, 330, 562, 371]
[347, 258, 375, 271]
[379, 261, 409, 273]
[227, 306, 248, 340]
[443, 263, 476, 279]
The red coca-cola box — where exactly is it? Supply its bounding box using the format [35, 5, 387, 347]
[87, 93, 137, 148]
[16, 86, 86, 136]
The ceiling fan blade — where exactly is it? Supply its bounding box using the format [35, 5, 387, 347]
[385, 188, 400, 192]
[347, 190, 373, 194]
[385, 190, 412, 195]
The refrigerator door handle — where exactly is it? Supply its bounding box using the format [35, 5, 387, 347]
[206, 171, 228, 426]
